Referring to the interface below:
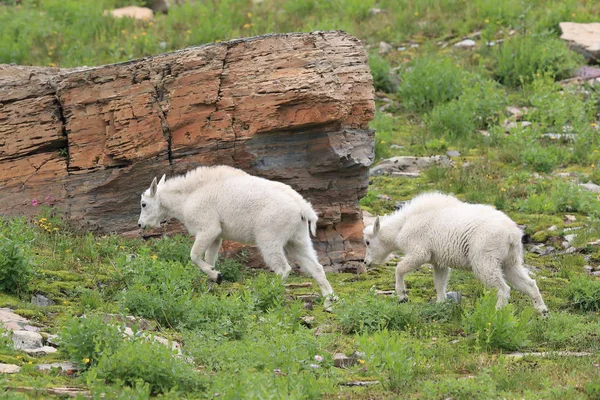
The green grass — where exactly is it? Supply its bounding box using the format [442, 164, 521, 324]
[2, 0, 600, 398]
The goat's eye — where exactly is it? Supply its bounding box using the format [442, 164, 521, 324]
[366, 240, 370, 246]
[142, 203, 146, 208]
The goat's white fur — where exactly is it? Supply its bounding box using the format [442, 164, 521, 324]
[137, 165, 336, 307]
[364, 192, 547, 314]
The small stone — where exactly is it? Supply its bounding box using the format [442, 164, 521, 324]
[300, 316, 315, 327]
[545, 246, 556, 255]
[12, 331, 43, 350]
[564, 234, 576, 243]
[521, 121, 532, 128]
[376, 194, 392, 201]
[548, 225, 558, 232]
[580, 182, 600, 193]
[446, 150, 461, 157]
[529, 245, 545, 255]
[583, 265, 593, 272]
[565, 215, 577, 223]
[0, 363, 20, 374]
[36, 362, 80, 373]
[105, 6, 154, 20]
[31, 294, 54, 307]
[397, 46, 407, 51]
[379, 41, 393, 55]
[479, 130, 490, 137]
[592, 271, 600, 276]
[369, 7, 385, 16]
[410, 43, 419, 48]
[587, 239, 600, 246]
[445, 292, 462, 303]
[565, 247, 577, 254]
[507, 106, 523, 119]
[342, 381, 380, 386]
[23, 325, 40, 332]
[390, 144, 404, 149]
[542, 133, 576, 141]
[375, 290, 395, 296]
[453, 39, 476, 49]
[23, 346, 58, 355]
[334, 353, 359, 368]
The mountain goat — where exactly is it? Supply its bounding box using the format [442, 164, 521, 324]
[364, 192, 547, 314]
[137, 165, 337, 308]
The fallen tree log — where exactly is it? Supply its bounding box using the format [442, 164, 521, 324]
[0, 31, 375, 271]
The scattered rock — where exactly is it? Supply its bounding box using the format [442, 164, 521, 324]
[23, 325, 40, 332]
[285, 282, 313, 289]
[31, 294, 54, 307]
[36, 362, 80, 374]
[580, 182, 600, 193]
[294, 294, 320, 302]
[369, 8, 386, 16]
[592, 271, 600, 276]
[391, 172, 421, 178]
[445, 292, 462, 303]
[479, 130, 490, 137]
[0, 363, 20, 374]
[379, 41, 393, 55]
[559, 22, 600, 61]
[446, 150, 461, 157]
[12, 330, 43, 351]
[102, 314, 157, 332]
[341, 381, 380, 386]
[542, 133, 576, 141]
[565, 247, 578, 254]
[397, 46, 407, 51]
[300, 316, 315, 328]
[587, 239, 600, 246]
[390, 144, 404, 149]
[507, 106, 524, 120]
[453, 39, 476, 49]
[521, 121, 532, 128]
[376, 194, 392, 201]
[564, 215, 577, 223]
[564, 234, 577, 244]
[584, 265, 593, 272]
[334, 352, 365, 368]
[528, 245, 555, 256]
[410, 43, 419, 48]
[0, 309, 30, 332]
[506, 351, 593, 359]
[375, 290, 395, 296]
[104, 6, 154, 20]
[548, 225, 558, 232]
[370, 155, 451, 177]
[23, 346, 58, 355]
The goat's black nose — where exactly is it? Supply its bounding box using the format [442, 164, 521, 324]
[138, 223, 141, 228]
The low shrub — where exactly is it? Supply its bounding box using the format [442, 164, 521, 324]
[58, 314, 123, 368]
[93, 339, 205, 395]
[369, 54, 396, 93]
[492, 34, 583, 87]
[463, 291, 532, 351]
[564, 275, 600, 312]
[0, 239, 32, 296]
[249, 273, 286, 312]
[336, 293, 416, 334]
[398, 56, 465, 113]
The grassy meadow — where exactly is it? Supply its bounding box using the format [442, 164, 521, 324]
[2, 0, 600, 398]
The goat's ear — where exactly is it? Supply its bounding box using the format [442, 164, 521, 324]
[373, 217, 381, 236]
[149, 177, 158, 197]
[158, 174, 166, 186]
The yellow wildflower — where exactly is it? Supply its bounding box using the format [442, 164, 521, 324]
[247, 12, 252, 18]
[414, 11, 419, 16]
[151, 254, 158, 260]
[358, 359, 365, 364]
[243, 23, 251, 28]
[141, 31, 147, 36]
[65, 249, 71, 253]
[591, 123, 597, 127]
[84, 358, 90, 364]
[484, 18, 489, 23]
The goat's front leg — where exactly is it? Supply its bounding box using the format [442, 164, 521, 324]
[191, 230, 222, 283]
[395, 254, 428, 303]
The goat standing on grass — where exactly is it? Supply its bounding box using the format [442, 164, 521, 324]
[137, 165, 337, 309]
[363, 192, 548, 314]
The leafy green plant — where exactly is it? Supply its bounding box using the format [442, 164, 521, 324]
[356, 330, 425, 391]
[422, 372, 498, 400]
[78, 288, 104, 312]
[463, 291, 533, 351]
[249, 273, 285, 312]
[369, 54, 396, 93]
[93, 339, 205, 395]
[519, 145, 565, 173]
[216, 256, 248, 283]
[491, 34, 583, 87]
[58, 314, 123, 368]
[398, 56, 465, 113]
[564, 275, 600, 312]
[336, 293, 416, 334]
[0, 239, 32, 296]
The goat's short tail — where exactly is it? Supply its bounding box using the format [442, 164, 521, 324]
[301, 205, 319, 237]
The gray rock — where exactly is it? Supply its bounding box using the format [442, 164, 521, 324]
[0, 308, 29, 332]
[22, 346, 58, 355]
[397, 46, 407, 51]
[592, 271, 600, 276]
[560, 22, 600, 61]
[342, 381, 380, 386]
[564, 234, 577, 244]
[369, 7, 385, 16]
[565, 215, 577, 223]
[410, 43, 419, 48]
[31, 294, 54, 307]
[521, 121, 532, 128]
[333, 352, 365, 368]
[583, 265, 593, 272]
[12, 330, 43, 350]
[23, 325, 40, 332]
[445, 292, 462, 303]
[379, 41, 393, 55]
[376, 194, 392, 201]
[529, 245, 545, 255]
[0, 363, 20, 374]
[446, 150, 461, 157]
[542, 133, 576, 141]
[390, 144, 404, 149]
[507, 106, 523, 119]
[36, 362, 80, 373]
[300, 316, 315, 327]
[548, 225, 558, 231]
[370, 155, 451, 177]
[565, 247, 577, 254]
[453, 39, 476, 49]
[580, 182, 600, 193]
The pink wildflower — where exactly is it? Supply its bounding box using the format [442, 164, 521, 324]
[31, 199, 38, 207]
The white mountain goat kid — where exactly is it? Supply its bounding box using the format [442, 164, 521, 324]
[137, 165, 337, 308]
[364, 192, 548, 314]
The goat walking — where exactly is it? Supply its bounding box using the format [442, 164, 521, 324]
[137, 165, 337, 308]
[364, 192, 547, 314]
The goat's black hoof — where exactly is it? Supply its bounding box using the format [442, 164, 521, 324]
[216, 272, 223, 285]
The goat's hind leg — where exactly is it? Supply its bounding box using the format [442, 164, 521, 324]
[471, 255, 511, 309]
[285, 240, 336, 307]
[433, 265, 450, 302]
[504, 263, 548, 315]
